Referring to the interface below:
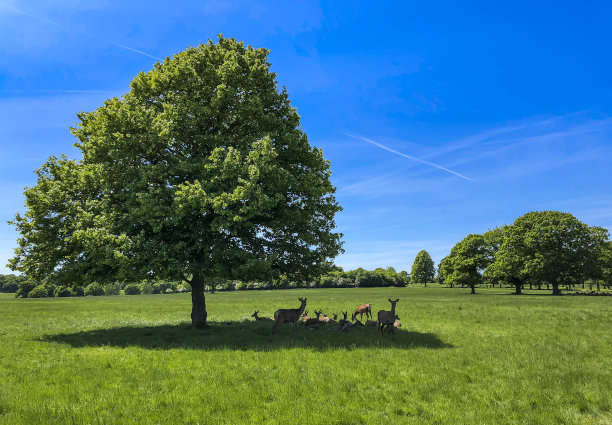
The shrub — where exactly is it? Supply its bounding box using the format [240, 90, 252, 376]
[73, 286, 85, 297]
[104, 282, 121, 296]
[28, 285, 49, 298]
[84, 283, 105, 296]
[153, 281, 177, 294]
[54, 286, 72, 297]
[177, 284, 191, 293]
[2, 281, 19, 293]
[124, 283, 141, 295]
[16, 280, 37, 298]
[140, 281, 154, 294]
[41, 282, 57, 297]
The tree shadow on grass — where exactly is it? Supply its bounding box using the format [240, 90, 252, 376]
[41, 321, 453, 352]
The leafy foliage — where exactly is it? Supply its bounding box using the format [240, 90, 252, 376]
[84, 283, 104, 297]
[27, 285, 49, 298]
[9, 36, 343, 327]
[411, 250, 435, 284]
[441, 234, 488, 294]
[124, 284, 142, 295]
[488, 211, 607, 295]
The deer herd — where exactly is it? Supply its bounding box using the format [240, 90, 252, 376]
[253, 297, 402, 339]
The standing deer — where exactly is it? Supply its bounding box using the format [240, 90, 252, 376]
[251, 310, 273, 321]
[377, 298, 399, 336]
[351, 303, 373, 321]
[272, 297, 308, 335]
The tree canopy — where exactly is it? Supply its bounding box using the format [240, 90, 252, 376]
[9, 36, 343, 327]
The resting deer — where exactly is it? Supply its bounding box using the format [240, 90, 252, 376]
[272, 297, 307, 335]
[364, 319, 378, 327]
[351, 303, 373, 321]
[338, 311, 350, 328]
[319, 312, 332, 324]
[351, 319, 364, 327]
[326, 320, 351, 333]
[386, 316, 402, 339]
[301, 310, 311, 326]
[377, 298, 399, 336]
[251, 310, 273, 322]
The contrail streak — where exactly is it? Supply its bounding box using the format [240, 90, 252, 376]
[345, 132, 474, 182]
[5, 5, 162, 61]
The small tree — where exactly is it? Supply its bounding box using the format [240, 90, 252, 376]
[411, 250, 435, 286]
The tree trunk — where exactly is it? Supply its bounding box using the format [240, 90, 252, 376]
[529, 282, 532, 289]
[514, 283, 522, 295]
[546, 283, 549, 290]
[596, 279, 600, 292]
[470, 283, 475, 294]
[190, 273, 207, 328]
[424, 281, 427, 287]
[552, 282, 561, 295]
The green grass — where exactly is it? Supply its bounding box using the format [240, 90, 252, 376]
[0, 288, 610, 424]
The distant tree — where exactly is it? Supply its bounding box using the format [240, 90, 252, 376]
[411, 250, 435, 286]
[8, 36, 343, 328]
[583, 228, 611, 291]
[442, 234, 488, 294]
[435, 256, 447, 285]
[499, 211, 604, 295]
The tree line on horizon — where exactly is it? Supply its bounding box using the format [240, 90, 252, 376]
[5, 208, 611, 298]
[437, 210, 612, 295]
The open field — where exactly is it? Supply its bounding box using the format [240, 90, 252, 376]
[0, 288, 610, 424]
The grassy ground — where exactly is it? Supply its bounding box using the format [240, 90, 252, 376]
[0, 287, 610, 424]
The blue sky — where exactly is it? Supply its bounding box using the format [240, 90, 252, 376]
[1, 1, 611, 274]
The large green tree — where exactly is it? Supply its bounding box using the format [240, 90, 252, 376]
[411, 250, 435, 286]
[490, 211, 604, 295]
[441, 234, 488, 294]
[9, 36, 343, 327]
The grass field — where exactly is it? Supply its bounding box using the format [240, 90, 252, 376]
[0, 287, 610, 424]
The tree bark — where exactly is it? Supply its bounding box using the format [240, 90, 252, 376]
[596, 279, 600, 292]
[190, 272, 207, 328]
[552, 282, 561, 295]
[470, 283, 475, 294]
[511, 277, 522, 295]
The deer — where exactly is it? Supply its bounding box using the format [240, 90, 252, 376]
[319, 312, 332, 324]
[364, 319, 378, 327]
[351, 319, 364, 327]
[386, 316, 402, 339]
[338, 311, 350, 328]
[351, 303, 373, 321]
[272, 297, 307, 335]
[301, 310, 311, 326]
[326, 320, 351, 333]
[251, 310, 273, 322]
[377, 298, 399, 336]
